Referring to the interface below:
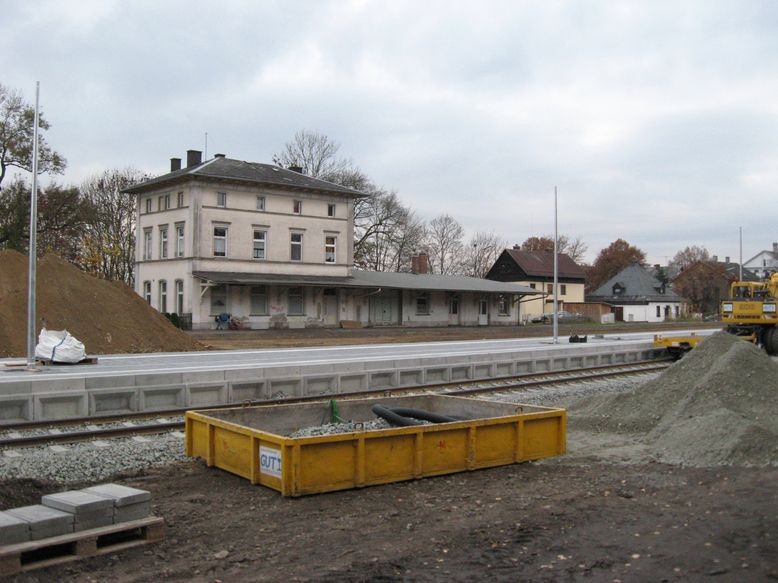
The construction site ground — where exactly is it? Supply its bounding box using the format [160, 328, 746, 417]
[2, 330, 776, 582]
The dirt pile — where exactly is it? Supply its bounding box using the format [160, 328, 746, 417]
[0, 250, 203, 357]
[570, 332, 778, 466]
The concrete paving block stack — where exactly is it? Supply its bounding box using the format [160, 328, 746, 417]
[0, 512, 30, 545]
[5, 505, 74, 540]
[41, 491, 115, 531]
[81, 483, 151, 523]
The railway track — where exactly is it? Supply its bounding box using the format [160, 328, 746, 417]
[0, 359, 670, 450]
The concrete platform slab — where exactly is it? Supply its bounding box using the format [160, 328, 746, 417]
[42, 491, 114, 515]
[6, 505, 74, 540]
[0, 512, 30, 545]
[81, 484, 151, 507]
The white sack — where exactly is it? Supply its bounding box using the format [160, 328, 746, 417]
[35, 328, 86, 363]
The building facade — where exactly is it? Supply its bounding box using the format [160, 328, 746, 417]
[127, 151, 539, 329]
[586, 263, 684, 323]
[485, 248, 586, 322]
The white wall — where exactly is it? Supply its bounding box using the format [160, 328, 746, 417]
[622, 302, 681, 323]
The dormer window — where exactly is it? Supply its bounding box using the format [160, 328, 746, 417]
[612, 283, 624, 296]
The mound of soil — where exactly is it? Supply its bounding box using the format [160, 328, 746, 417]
[570, 332, 778, 466]
[0, 250, 203, 357]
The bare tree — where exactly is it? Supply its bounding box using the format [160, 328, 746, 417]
[669, 245, 711, 272]
[520, 234, 588, 263]
[354, 189, 425, 272]
[425, 214, 465, 275]
[0, 84, 66, 189]
[461, 231, 507, 278]
[272, 130, 354, 180]
[79, 168, 148, 285]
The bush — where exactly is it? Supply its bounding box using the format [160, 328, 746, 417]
[163, 312, 182, 329]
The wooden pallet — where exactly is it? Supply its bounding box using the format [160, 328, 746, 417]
[0, 516, 164, 576]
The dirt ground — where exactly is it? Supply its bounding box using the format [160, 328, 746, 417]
[190, 320, 724, 350]
[4, 459, 776, 583]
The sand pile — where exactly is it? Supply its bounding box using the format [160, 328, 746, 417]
[570, 332, 778, 466]
[0, 250, 203, 357]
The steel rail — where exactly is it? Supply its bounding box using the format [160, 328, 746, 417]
[0, 360, 669, 449]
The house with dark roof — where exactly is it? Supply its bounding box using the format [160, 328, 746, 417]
[125, 150, 540, 329]
[586, 263, 684, 322]
[485, 247, 586, 321]
[744, 242, 778, 279]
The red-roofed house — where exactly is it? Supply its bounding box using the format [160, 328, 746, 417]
[485, 247, 586, 321]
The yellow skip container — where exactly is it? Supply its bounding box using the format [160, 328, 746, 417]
[185, 395, 566, 497]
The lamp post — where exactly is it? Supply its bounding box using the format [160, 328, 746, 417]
[26, 81, 41, 371]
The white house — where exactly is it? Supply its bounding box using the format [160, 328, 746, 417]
[126, 150, 540, 329]
[744, 243, 778, 279]
[586, 263, 685, 323]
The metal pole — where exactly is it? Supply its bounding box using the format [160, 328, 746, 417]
[204, 131, 208, 159]
[739, 226, 743, 281]
[553, 186, 559, 344]
[26, 82, 41, 371]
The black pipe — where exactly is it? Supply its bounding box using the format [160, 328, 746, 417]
[372, 404, 423, 426]
[389, 407, 459, 423]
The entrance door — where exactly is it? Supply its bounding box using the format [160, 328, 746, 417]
[369, 290, 400, 325]
[323, 288, 338, 326]
[448, 296, 461, 326]
[478, 297, 488, 326]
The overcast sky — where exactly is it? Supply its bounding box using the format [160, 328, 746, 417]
[3, 0, 777, 265]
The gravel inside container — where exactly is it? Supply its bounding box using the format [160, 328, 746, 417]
[185, 395, 566, 497]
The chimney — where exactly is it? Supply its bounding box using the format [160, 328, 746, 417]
[214, 153, 226, 159]
[513, 244, 521, 250]
[186, 150, 202, 168]
[725, 256, 730, 263]
[773, 242, 778, 253]
[288, 165, 303, 173]
[170, 158, 182, 172]
[417, 252, 429, 275]
[411, 255, 419, 274]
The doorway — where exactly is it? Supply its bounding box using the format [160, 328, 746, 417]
[323, 288, 338, 326]
[448, 295, 461, 326]
[478, 297, 488, 326]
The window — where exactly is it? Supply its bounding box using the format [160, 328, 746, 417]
[213, 226, 227, 257]
[253, 230, 266, 260]
[547, 284, 553, 294]
[416, 293, 429, 315]
[159, 280, 167, 313]
[177, 192, 184, 208]
[560, 284, 567, 295]
[143, 281, 151, 304]
[175, 280, 184, 314]
[656, 305, 661, 317]
[290, 232, 303, 261]
[293, 200, 302, 214]
[250, 286, 268, 315]
[164, 194, 170, 210]
[529, 283, 536, 289]
[325, 236, 336, 263]
[498, 295, 510, 316]
[143, 229, 152, 260]
[450, 296, 459, 315]
[256, 196, 265, 211]
[210, 285, 227, 315]
[327, 203, 336, 217]
[159, 226, 168, 259]
[175, 224, 185, 257]
[145, 198, 152, 213]
[217, 192, 227, 208]
[158, 196, 164, 211]
[288, 287, 304, 315]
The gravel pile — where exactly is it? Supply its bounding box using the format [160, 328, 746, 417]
[288, 419, 393, 438]
[0, 433, 187, 483]
[569, 332, 778, 467]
